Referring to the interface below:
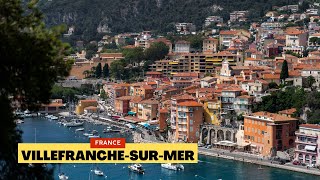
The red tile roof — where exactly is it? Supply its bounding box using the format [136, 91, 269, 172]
[177, 101, 203, 107]
[299, 124, 320, 130]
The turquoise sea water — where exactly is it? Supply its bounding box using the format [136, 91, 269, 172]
[19, 117, 319, 180]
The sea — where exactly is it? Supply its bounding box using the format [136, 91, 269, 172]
[18, 117, 319, 180]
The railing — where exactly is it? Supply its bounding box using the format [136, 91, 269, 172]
[295, 149, 317, 155]
[295, 132, 318, 138]
[295, 139, 317, 145]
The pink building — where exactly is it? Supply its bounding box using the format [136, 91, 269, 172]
[295, 124, 320, 165]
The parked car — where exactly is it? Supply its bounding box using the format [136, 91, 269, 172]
[307, 164, 316, 168]
[206, 145, 212, 149]
[292, 160, 301, 165]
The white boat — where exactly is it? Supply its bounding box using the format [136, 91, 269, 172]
[128, 164, 145, 174]
[58, 173, 69, 180]
[83, 133, 94, 137]
[75, 128, 85, 131]
[88, 135, 100, 138]
[94, 169, 104, 176]
[63, 120, 84, 127]
[50, 116, 59, 120]
[161, 163, 184, 171]
[15, 119, 24, 124]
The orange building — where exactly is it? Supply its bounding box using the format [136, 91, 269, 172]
[114, 96, 132, 114]
[244, 112, 298, 156]
[75, 100, 98, 115]
[159, 108, 169, 132]
[175, 101, 203, 143]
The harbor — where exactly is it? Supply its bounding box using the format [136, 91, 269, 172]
[19, 117, 320, 180]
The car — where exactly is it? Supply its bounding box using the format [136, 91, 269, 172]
[307, 164, 316, 168]
[292, 161, 301, 165]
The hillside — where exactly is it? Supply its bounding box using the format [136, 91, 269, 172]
[39, 0, 299, 42]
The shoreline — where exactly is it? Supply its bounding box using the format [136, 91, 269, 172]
[199, 150, 320, 176]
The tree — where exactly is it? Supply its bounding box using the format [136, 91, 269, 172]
[268, 82, 279, 89]
[0, 0, 71, 179]
[122, 47, 144, 63]
[100, 89, 108, 100]
[103, 63, 110, 78]
[144, 42, 169, 62]
[95, 63, 102, 78]
[110, 60, 126, 80]
[306, 76, 316, 90]
[280, 60, 289, 81]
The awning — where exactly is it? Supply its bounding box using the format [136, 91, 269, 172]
[128, 111, 136, 115]
[138, 122, 150, 128]
[305, 145, 316, 151]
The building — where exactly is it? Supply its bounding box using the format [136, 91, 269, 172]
[203, 38, 219, 53]
[39, 99, 65, 113]
[205, 16, 223, 27]
[244, 112, 298, 156]
[175, 100, 203, 142]
[137, 98, 159, 121]
[203, 99, 221, 125]
[159, 108, 169, 132]
[219, 88, 242, 113]
[219, 30, 239, 48]
[285, 29, 308, 47]
[229, 11, 248, 22]
[175, 23, 196, 35]
[75, 100, 98, 115]
[114, 96, 132, 114]
[174, 40, 190, 53]
[233, 95, 254, 115]
[295, 124, 320, 165]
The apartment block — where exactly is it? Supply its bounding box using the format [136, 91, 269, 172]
[295, 124, 320, 165]
[244, 112, 298, 156]
[175, 101, 203, 143]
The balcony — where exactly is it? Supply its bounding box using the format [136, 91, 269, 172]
[295, 131, 318, 138]
[295, 139, 317, 145]
[178, 128, 187, 132]
[295, 149, 317, 155]
[178, 120, 187, 124]
[208, 104, 219, 109]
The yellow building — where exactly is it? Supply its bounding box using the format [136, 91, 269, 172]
[75, 100, 98, 115]
[203, 99, 221, 125]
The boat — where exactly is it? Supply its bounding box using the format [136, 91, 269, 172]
[83, 133, 94, 137]
[50, 116, 59, 120]
[75, 128, 85, 131]
[103, 127, 112, 133]
[161, 163, 184, 171]
[93, 168, 104, 176]
[128, 164, 145, 174]
[63, 120, 84, 127]
[58, 173, 69, 180]
[91, 130, 98, 134]
[88, 135, 100, 138]
[15, 119, 24, 124]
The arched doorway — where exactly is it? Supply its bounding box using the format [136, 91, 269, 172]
[201, 128, 208, 144]
[217, 130, 224, 141]
[209, 129, 215, 144]
[225, 131, 232, 141]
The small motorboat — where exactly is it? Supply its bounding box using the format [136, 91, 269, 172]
[161, 163, 184, 171]
[128, 164, 145, 174]
[50, 116, 59, 120]
[75, 128, 85, 131]
[83, 133, 94, 137]
[103, 127, 112, 133]
[88, 135, 100, 138]
[92, 130, 98, 134]
[94, 168, 104, 176]
[58, 173, 69, 180]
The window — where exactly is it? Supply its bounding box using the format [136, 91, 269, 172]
[190, 120, 193, 125]
[190, 126, 193, 132]
[190, 113, 193, 117]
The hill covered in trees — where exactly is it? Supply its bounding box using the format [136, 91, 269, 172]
[38, 0, 299, 42]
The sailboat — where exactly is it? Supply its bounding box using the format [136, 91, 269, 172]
[258, 164, 263, 170]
